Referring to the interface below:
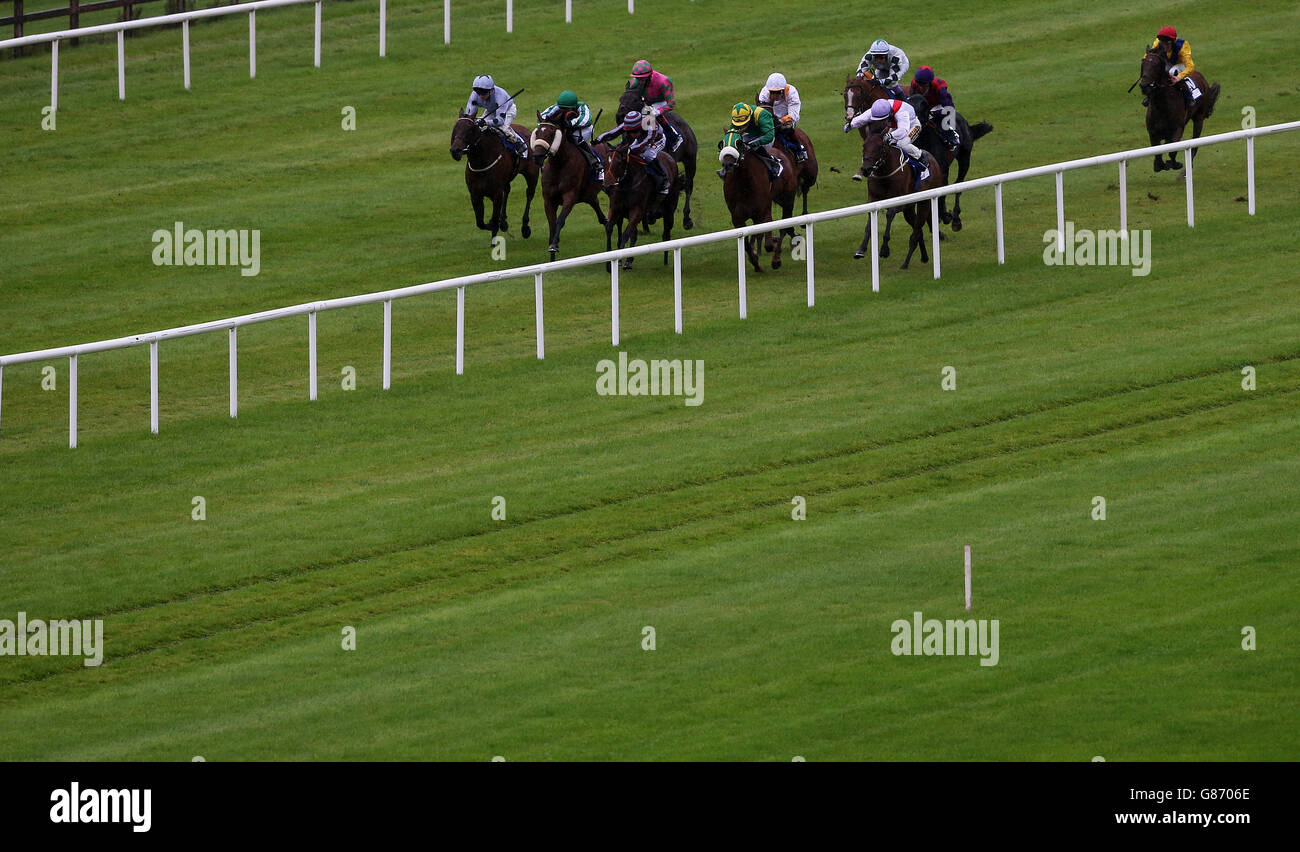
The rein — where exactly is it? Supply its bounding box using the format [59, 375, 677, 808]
[455, 116, 510, 173]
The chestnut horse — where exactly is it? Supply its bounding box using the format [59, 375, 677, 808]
[1139, 48, 1219, 172]
[450, 113, 538, 243]
[717, 132, 797, 272]
[618, 87, 697, 230]
[530, 116, 609, 261]
[853, 123, 945, 270]
[603, 147, 680, 270]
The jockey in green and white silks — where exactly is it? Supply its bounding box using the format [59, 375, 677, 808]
[465, 74, 528, 158]
[757, 72, 807, 164]
[540, 90, 604, 180]
[718, 102, 784, 179]
[856, 39, 909, 99]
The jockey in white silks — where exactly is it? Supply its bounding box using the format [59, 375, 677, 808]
[856, 39, 909, 99]
[757, 72, 808, 163]
[846, 97, 930, 183]
[464, 74, 528, 157]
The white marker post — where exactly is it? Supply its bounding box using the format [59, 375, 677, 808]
[964, 545, 972, 611]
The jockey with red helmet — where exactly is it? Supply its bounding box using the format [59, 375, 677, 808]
[629, 60, 683, 153]
[1145, 26, 1202, 106]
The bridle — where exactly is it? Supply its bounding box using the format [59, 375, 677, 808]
[453, 115, 505, 172]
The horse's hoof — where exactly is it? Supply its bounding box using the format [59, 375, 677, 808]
[621, 260, 633, 271]
[952, 218, 962, 232]
[940, 212, 952, 225]
[938, 230, 948, 242]
[1168, 161, 1183, 171]
[853, 250, 865, 260]
[683, 219, 694, 230]
[1153, 161, 1165, 173]
[521, 224, 531, 239]
[851, 173, 864, 182]
[879, 246, 890, 259]
[771, 258, 782, 270]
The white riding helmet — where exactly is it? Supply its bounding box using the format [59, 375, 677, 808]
[472, 74, 494, 91]
[869, 39, 891, 55]
[764, 72, 788, 92]
[868, 98, 893, 120]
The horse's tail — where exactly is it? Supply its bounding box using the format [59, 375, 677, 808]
[970, 120, 994, 142]
[1202, 83, 1220, 119]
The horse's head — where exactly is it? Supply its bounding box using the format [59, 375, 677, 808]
[619, 86, 644, 117]
[1139, 48, 1166, 96]
[859, 121, 891, 176]
[604, 147, 628, 192]
[844, 74, 889, 123]
[530, 116, 562, 168]
[717, 129, 743, 178]
[450, 110, 482, 161]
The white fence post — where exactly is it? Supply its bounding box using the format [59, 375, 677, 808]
[229, 327, 238, 418]
[534, 272, 545, 359]
[870, 210, 880, 292]
[994, 183, 1005, 265]
[628, 0, 634, 13]
[507, 0, 513, 33]
[382, 300, 392, 389]
[50, 40, 58, 114]
[249, 12, 257, 79]
[805, 221, 815, 307]
[0, 365, 5, 444]
[1118, 160, 1127, 235]
[314, 2, 322, 68]
[1246, 136, 1256, 215]
[673, 248, 683, 334]
[150, 341, 159, 434]
[183, 20, 191, 90]
[1055, 170, 1065, 253]
[69, 354, 78, 449]
[1185, 151, 1195, 227]
[379, 0, 386, 57]
[611, 262, 620, 346]
[930, 197, 940, 279]
[737, 237, 747, 318]
[308, 311, 318, 400]
[117, 30, 125, 100]
[455, 286, 465, 375]
[566, 0, 572, 24]
[444, 1, 451, 45]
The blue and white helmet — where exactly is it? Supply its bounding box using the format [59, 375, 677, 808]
[868, 98, 893, 121]
[472, 74, 494, 91]
[868, 39, 891, 56]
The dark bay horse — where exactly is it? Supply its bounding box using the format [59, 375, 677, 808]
[603, 147, 680, 270]
[529, 117, 609, 261]
[618, 87, 697, 229]
[853, 123, 945, 270]
[1140, 49, 1219, 172]
[450, 112, 538, 243]
[718, 132, 797, 272]
[905, 94, 992, 231]
[777, 127, 819, 218]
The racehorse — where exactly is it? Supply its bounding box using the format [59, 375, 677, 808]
[717, 131, 797, 272]
[905, 94, 992, 232]
[603, 146, 680, 270]
[618, 86, 697, 230]
[530, 116, 610, 261]
[450, 111, 538, 243]
[852, 122, 946, 270]
[1139, 48, 1219, 172]
[774, 127, 819, 218]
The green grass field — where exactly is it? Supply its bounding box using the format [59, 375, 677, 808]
[1, 0, 1298, 760]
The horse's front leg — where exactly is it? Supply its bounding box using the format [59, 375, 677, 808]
[520, 171, 537, 239]
[471, 191, 490, 232]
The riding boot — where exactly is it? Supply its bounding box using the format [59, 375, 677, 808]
[579, 140, 605, 182]
[662, 120, 682, 153]
[782, 132, 808, 163]
[1181, 77, 1202, 102]
[757, 148, 784, 180]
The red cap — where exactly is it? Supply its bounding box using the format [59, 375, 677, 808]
[1157, 25, 1177, 39]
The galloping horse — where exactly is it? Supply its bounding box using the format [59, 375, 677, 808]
[1139, 49, 1219, 172]
[450, 112, 538, 243]
[717, 130, 797, 272]
[529, 116, 609, 261]
[853, 122, 946, 270]
[603, 147, 680, 270]
[904, 94, 992, 232]
[776, 127, 819, 218]
[618, 86, 697, 229]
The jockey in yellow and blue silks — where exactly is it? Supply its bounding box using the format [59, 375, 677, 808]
[1145, 25, 1203, 106]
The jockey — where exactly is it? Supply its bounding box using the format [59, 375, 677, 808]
[598, 110, 672, 196]
[540, 89, 604, 181]
[1145, 25, 1202, 106]
[846, 97, 930, 185]
[719, 102, 783, 180]
[465, 74, 528, 158]
[908, 66, 961, 153]
[757, 72, 807, 164]
[856, 39, 909, 98]
[629, 59, 683, 153]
